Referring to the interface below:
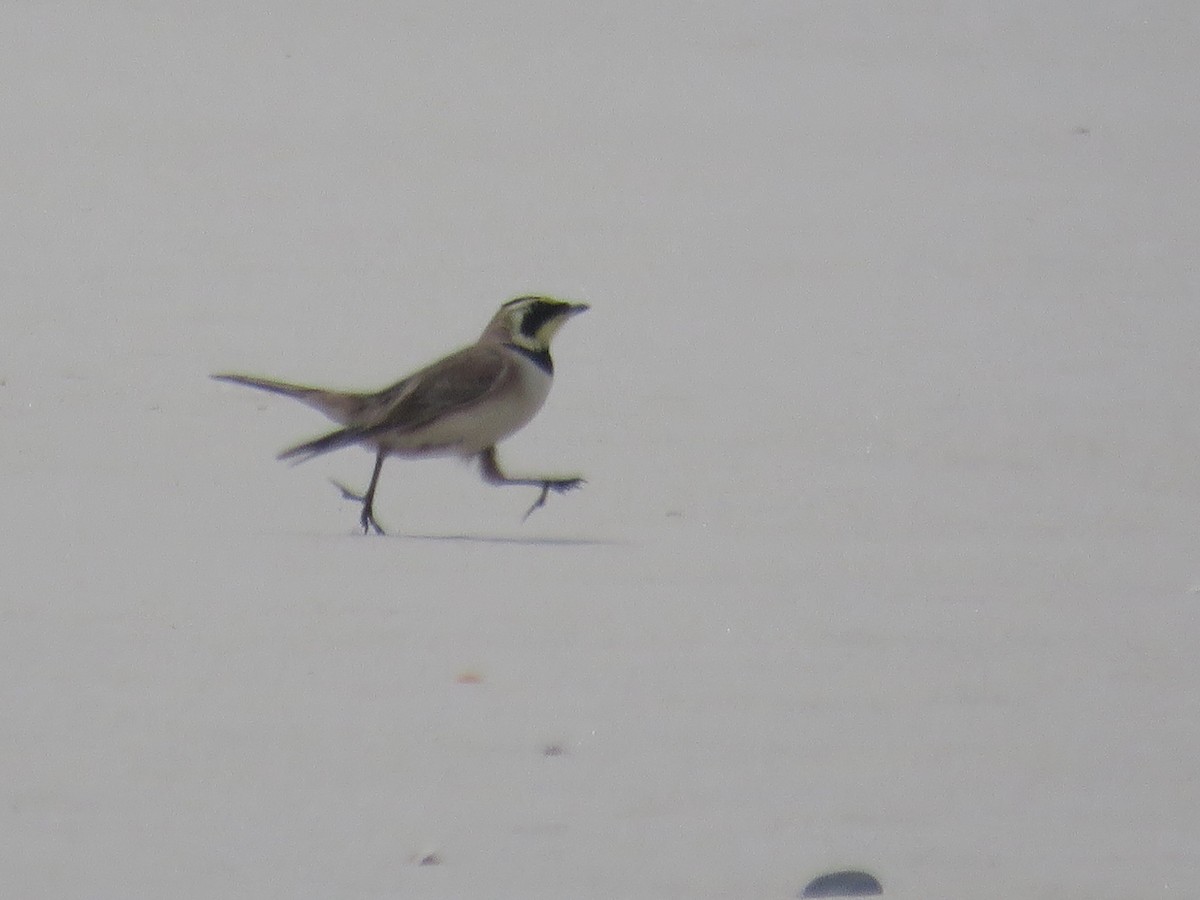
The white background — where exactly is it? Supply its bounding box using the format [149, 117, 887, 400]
[2, 3, 1198, 897]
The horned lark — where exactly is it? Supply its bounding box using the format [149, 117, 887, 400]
[213, 296, 589, 534]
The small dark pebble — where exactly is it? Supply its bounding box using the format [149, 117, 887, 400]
[417, 852, 441, 866]
[542, 743, 567, 756]
[801, 869, 882, 897]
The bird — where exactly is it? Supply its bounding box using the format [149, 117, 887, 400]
[213, 295, 589, 534]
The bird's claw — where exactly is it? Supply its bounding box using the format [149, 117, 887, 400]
[330, 479, 364, 502]
[522, 477, 585, 521]
[331, 480, 385, 535]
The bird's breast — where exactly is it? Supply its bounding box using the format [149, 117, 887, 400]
[457, 350, 553, 451]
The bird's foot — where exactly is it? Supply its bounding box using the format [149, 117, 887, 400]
[360, 509, 385, 536]
[331, 479, 386, 535]
[523, 477, 586, 521]
[331, 479, 363, 502]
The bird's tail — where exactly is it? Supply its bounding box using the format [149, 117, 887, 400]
[276, 427, 369, 464]
[211, 373, 318, 399]
[211, 373, 373, 426]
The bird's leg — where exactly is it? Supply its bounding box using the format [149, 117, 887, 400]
[359, 452, 387, 534]
[331, 451, 387, 535]
[479, 446, 584, 520]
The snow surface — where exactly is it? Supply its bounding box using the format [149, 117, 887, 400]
[2, 2, 1199, 898]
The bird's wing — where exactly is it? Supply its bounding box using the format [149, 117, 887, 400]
[363, 344, 514, 436]
[276, 345, 518, 464]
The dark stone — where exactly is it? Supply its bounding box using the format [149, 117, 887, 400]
[801, 869, 882, 897]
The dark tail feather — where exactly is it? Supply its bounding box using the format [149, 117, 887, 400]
[277, 427, 367, 464]
[211, 373, 319, 399]
[212, 373, 375, 425]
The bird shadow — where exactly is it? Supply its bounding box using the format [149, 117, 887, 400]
[273, 528, 627, 547]
[385, 531, 626, 547]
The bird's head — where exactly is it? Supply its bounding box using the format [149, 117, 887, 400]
[482, 296, 590, 352]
